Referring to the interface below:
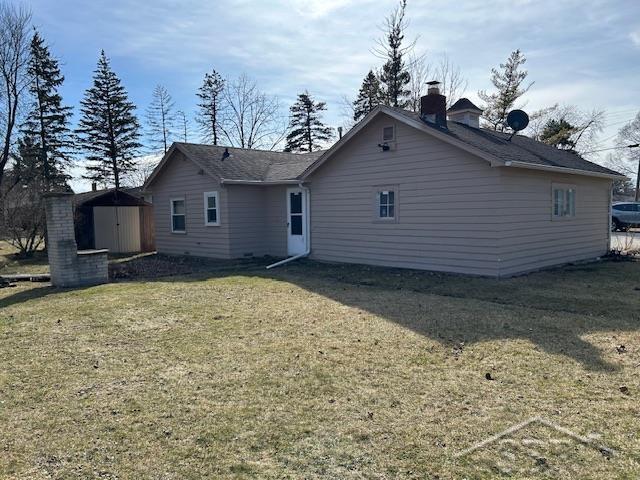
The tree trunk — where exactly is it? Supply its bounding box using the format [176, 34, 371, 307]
[635, 156, 640, 202]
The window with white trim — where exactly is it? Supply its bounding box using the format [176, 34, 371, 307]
[382, 125, 395, 142]
[204, 191, 220, 226]
[552, 185, 576, 219]
[171, 198, 186, 233]
[377, 189, 395, 219]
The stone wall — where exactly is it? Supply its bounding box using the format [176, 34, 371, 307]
[44, 193, 108, 288]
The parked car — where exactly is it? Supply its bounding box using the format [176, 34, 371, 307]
[612, 202, 640, 231]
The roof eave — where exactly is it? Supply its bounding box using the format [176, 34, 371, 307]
[220, 179, 300, 185]
[447, 108, 483, 114]
[143, 143, 181, 189]
[299, 106, 505, 180]
[503, 161, 626, 180]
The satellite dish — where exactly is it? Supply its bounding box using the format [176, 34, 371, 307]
[506, 109, 529, 131]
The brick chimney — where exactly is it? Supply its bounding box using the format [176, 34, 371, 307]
[420, 81, 447, 128]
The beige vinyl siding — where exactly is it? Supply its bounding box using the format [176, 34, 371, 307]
[150, 151, 231, 258]
[264, 186, 288, 257]
[226, 186, 267, 257]
[308, 114, 503, 276]
[149, 152, 289, 258]
[226, 185, 289, 258]
[496, 168, 610, 276]
[225, 185, 288, 258]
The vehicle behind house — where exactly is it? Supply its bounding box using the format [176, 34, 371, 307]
[612, 202, 640, 231]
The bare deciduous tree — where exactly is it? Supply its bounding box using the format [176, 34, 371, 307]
[338, 94, 356, 132]
[122, 153, 161, 187]
[528, 104, 604, 156]
[146, 84, 175, 154]
[525, 104, 559, 140]
[176, 110, 189, 142]
[0, 1, 31, 187]
[614, 111, 640, 200]
[220, 74, 286, 150]
[407, 53, 429, 112]
[437, 54, 468, 108]
[0, 168, 45, 256]
[407, 53, 468, 112]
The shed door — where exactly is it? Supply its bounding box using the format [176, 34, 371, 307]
[93, 206, 141, 253]
[287, 188, 306, 256]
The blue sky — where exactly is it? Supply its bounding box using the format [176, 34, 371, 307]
[27, 0, 640, 190]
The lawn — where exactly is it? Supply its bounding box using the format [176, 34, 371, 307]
[0, 241, 49, 276]
[1, 251, 639, 478]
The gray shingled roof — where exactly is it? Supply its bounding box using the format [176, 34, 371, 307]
[392, 108, 622, 177]
[176, 143, 322, 181]
[74, 187, 144, 205]
[448, 98, 482, 112]
[171, 109, 621, 183]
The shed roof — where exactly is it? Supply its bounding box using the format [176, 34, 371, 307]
[74, 187, 148, 207]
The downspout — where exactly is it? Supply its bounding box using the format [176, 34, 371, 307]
[266, 182, 311, 269]
[607, 182, 612, 251]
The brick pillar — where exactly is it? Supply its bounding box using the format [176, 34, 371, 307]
[44, 192, 79, 286]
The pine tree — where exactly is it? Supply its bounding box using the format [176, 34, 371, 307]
[196, 70, 224, 145]
[377, 0, 412, 108]
[146, 84, 175, 154]
[75, 51, 141, 189]
[19, 31, 72, 191]
[540, 118, 577, 150]
[284, 91, 333, 152]
[353, 70, 384, 122]
[478, 50, 532, 132]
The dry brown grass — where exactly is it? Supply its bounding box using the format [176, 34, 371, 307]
[1, 257, 639, 478]
[0, 241, 49, 276]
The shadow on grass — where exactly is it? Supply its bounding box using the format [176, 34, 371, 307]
[3, 253, 639, 372]
[0, 283, 89, 309]
[260, 260, 640, 373]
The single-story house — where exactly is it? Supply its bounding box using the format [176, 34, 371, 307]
[74, 187, 155, 254]
[144, 84, 624, 277]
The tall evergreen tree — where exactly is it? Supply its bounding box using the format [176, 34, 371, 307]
[478, 50, 532, 132]
[146, 84, 175, 154]
[196, 70, 224, 145]
[353, 70, 384, 122]
[75, 51, 141, 189]
[20, 31, 73, 191]
[377, 0, 412, 108]
[284, 91, 333, 152]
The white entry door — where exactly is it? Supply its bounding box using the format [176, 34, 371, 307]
[287, 188, 306, 255]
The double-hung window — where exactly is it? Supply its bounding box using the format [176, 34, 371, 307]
[552, 184, 576, 219]
[204, 191, 220, 226]
[376, 189, 396, 220]
[171, 198, 186, 233]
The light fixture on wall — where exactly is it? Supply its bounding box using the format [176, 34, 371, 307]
[378, 143, 390, 152]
